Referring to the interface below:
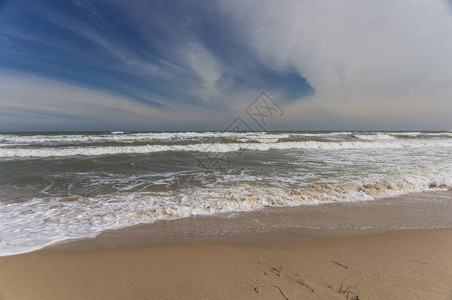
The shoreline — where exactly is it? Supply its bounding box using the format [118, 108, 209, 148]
[1, 191, 451, 299]
[0, 189, 451, 256]
[46, 189, 452, 252]
[1, 229, 451, 299]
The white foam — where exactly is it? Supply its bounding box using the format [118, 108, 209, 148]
[1, 131, 450, 148]
[1, 139, 451, 158]
[0, 172, 450, 256]
[298, 132, 352, 136]
[354, 134, 396, 140]
[390, 132, 421, 136]
[0, 132, 273, 145]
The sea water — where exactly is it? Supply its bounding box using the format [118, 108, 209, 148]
[0, 131, 451, 255]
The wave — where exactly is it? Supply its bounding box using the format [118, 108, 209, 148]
[389, 132, 421, 136]
[296, 132, 353, 136]
[1, 139, 451, 158]
[0, 132, 283, 146]
[0, 172, 450, 256]
[1, 131, 451, 148]
[354, 134, 396, 140]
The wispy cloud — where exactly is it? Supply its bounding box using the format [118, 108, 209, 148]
[0, 71, 229, 131]
[0, 0, 451, 130]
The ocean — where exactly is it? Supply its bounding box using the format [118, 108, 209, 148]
[0, 131, 451, 255]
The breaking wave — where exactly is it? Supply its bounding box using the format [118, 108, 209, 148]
[1, 139, 451, 158]
[0, 172, 450, 256]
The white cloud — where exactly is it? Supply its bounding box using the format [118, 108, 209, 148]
[183, 42, 223, 101]
[0, 72, 225, 130]
[219, 0, 452, 128]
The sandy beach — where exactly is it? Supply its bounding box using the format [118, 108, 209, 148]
[0, 228, 451, 300]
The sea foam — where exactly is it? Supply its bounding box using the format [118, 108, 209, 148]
[0, 139, 451, 158]
[0, 171, 450, 256]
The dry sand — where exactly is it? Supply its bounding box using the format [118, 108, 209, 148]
[0, 228, 451, 300]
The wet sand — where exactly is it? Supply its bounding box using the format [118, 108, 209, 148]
[0, 229, 451, 299]
[0, 191, 451, 299]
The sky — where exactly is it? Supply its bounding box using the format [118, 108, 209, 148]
[0, 0, 451, 131]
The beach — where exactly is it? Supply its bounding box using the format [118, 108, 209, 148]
[0, 229, 451, 300]
[1, 190, 452, 299]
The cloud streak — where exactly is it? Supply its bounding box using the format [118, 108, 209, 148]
[0, 71, 230, 131]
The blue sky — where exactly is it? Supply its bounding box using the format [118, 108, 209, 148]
[1, 0, 451, 131]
